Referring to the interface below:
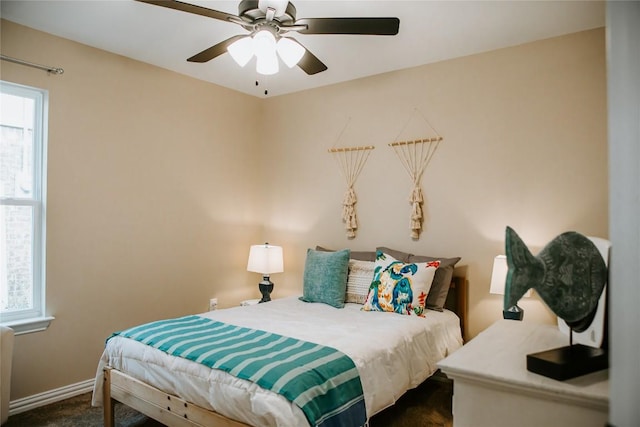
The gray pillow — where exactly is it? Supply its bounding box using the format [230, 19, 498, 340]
[376, 247, 460, 312]
[315, 246, 376, 262]
[376, 247, 411, 263]
[408, 255, 461, 311]
[300, 248, 351, 308]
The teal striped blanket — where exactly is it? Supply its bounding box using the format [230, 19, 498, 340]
[109, 315, 366, 427]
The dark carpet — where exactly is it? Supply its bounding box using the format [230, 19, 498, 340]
[5, 375, 452, 427]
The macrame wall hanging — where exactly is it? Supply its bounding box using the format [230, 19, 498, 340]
[328, 119, 374, 239]
[389, 109, 443, 240]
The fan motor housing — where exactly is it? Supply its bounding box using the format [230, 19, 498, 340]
[239, 0, 297, 24]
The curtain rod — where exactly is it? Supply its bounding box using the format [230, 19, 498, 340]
[0, 54, 64, 75]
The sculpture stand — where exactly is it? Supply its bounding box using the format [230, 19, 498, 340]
[503, 304, 524, 321]
[526, 329, 608, 381]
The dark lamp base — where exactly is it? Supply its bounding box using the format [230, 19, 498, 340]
[527, 344, 608, 381]
[258, 276, 274, 303]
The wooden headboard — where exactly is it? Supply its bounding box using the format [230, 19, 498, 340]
[444, 271, 468, 342]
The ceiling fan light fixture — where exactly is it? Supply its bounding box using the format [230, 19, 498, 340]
[256, 51, 279, 75]
[138, 0, 401, 77]
[276, 37, 305, 68]
[227, 36, 254, 67]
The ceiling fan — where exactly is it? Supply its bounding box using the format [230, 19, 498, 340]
[136, 0, 400, 75]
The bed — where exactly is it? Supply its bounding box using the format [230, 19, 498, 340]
[92, 248, 467, 427]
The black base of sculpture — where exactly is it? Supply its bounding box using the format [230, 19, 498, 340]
[503, 310, 523, 320]
[503, 304, 524, 321]
[526, 343, 608, 381]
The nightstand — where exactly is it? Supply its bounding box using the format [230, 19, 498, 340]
[240, 298, 261, 307]
[438, 320, 608, 427]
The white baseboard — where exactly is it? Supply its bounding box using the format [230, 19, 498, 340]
[9, 378, 94, 416]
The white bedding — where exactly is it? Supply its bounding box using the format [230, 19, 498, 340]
[93, 296, 462, 426]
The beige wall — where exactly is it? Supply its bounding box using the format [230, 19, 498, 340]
[1, 19, 607, 401]
[1, 20, 263, 399]
[261, 28, 608, 339]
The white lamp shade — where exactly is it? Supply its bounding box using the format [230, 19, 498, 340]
[490, 254, 531, 297]
[253, 30, 279, 75]
[252, 30, 277, 58]
[227, 29, 301, 75]
[256, 52, 279, 75]
[489, 255, 508, 295]
[227, 36, 254, 67]
[277, 37, 305, 68]
[247, 244, 283, 275]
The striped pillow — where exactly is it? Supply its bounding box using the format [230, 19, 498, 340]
[346, 259, 376, 304]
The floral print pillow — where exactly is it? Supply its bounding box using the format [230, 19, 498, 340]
[362, 251, 440, 316]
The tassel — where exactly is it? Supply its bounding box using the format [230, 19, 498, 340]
[343, 187, 357, 206]
[409, 186, 423, 204]
[409, 184, 423, 239]
[342, 186, 358, 238]
[411, 202, 422, 220]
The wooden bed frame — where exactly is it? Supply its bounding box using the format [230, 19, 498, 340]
[447, 273, 469, 342]
[102, 273, 468, 427]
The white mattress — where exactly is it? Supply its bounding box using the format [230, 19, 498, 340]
[93, 296, 462, 426]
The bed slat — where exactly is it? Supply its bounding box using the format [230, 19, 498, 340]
[104, 367, 249, 427]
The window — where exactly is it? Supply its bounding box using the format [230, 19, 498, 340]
[0, 81, 52, 334]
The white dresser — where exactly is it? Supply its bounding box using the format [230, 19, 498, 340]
[438, 320, 609, 427]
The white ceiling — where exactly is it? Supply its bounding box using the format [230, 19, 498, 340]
[1, 1, 605, 98]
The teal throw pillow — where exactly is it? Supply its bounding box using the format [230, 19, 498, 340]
[300, 248, 351, 308]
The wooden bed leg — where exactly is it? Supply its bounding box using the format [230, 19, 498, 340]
[103, 368, 115, 427]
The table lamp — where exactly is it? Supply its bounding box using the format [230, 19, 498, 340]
[247, 243, 284, 303]
[490, 255, 530, 320]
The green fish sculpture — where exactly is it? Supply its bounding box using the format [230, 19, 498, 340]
[504, 226, 607, 332]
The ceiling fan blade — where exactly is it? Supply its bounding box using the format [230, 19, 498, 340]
[295, 17, 400, 35]
[136, 0, 239, 23]
[296, 45, 328, 75]
[187, 35, 246, 63]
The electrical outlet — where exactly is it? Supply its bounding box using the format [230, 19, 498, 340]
[209, 298, 218, 311]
